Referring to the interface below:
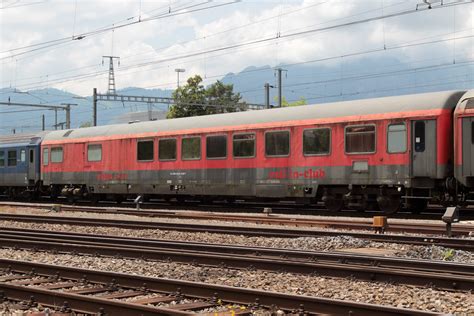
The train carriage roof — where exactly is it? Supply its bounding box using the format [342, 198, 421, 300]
[0, 132, 47, 149]
[43, 90, 467, 142]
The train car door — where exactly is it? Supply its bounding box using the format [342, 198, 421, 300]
[411, 120, 437, 178]
[27, 147, 36, 184]
[462, 117, 474, 177]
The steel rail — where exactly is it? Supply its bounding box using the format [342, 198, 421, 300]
[3, 227, 474, 275]
[0, 213, 472, 250]
[0, 259, 441, 316]
[1, 200, 473, 226]
[0, 230, 471, 291]
[54, 205, 474, 236]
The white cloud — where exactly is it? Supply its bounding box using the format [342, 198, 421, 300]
[1, 0, 473, 95]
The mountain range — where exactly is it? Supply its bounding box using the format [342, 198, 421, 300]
[1, 56, 473, 135]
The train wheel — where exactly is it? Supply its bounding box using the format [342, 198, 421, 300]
[324, 195, 344, 212]
[66, 195, 75, 204]
[115, 196, 124, 204]
[90, 194, 100, 205]
[377, 195, 400, 215]
[406, 199, 428, 214]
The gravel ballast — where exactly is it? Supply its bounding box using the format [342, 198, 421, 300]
[0, 220, 472, 263]
[1, 248, 472, 314]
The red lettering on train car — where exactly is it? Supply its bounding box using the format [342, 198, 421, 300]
[268, 168, 325, 179]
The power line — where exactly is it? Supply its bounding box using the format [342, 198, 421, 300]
[0, 1, 240, 60]
[10, 31, 474, 93]
[0, 1, 460, 87]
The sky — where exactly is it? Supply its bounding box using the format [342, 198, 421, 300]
[0, 0, 473, 96]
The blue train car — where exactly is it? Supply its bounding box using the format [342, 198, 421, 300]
[0, 133, 46, 198]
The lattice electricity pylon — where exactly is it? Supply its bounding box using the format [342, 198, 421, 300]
[102, 56, 120, 95]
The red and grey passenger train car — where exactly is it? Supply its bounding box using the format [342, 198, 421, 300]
[39, 90, 474, 213]
[454, 90, 474, 191]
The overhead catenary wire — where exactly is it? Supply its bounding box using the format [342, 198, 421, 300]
[0, 1, 460, 87]
[0, 1, 240, 60]
[8, 30, 473, 93]
[1, 0, 472, 130]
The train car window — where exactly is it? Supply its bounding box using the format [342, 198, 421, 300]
[233, 133, 255, 158]
[182, 137, 201, 160]
[414, 121, 425, 152]
[29, 149, 34, 164]
[20, 149, 26, 163]
[345, 125, 376, 154]
[159, 139, 177, 161]
[87, 144, 102, 162]
[0, 151, 4, 167]
[207, 135, 227, 159]
[303, 128, 330, 156]
[265, 131, 290, 157]
[137, 140, 154, 161]
[43, 148, 49, 166]
[51, 147, 63, 163]
[8, 150, 17, 166]
[387, 123, 407, 153]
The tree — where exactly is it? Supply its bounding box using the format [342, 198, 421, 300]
[167, 75, 244, 119]
[275, 96, 307, 107]
[79, 121, 93, 128]
[167, 75, 206, 119]
[205, 80, 243, 115]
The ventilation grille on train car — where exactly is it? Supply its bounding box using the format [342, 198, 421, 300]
[29, 137, 41, 144]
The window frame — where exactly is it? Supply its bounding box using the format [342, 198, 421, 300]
[136, 139, 155, 162]
[181, 136, 202, 161]
[20, 149, 26, 163]
[158, 138, 177, 162]
[0, 151, 4, 168]
[264, 130, 291, 158]
[50, 147, 64, 163]
[414, 121, 426, 153]
[302, 127, 331, 157]
[344, 124, 377, 155]
[7, 150, 17, 167]
[42, 148, 49, 166]
[87, 144, 103, 162]
[386, 122, 408, 154]
[29, 149, 34, 164]
[206, 134, 228, 160]
[232, 132, 256, 159]
[471, 121, 474, 145]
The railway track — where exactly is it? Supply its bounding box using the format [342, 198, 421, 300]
[0, 213, 472, 250]
[1, 201, 473, 236]
[0, 259, 440, 316]
[1, 199, 474, 221]
[0, 228, 472, 291]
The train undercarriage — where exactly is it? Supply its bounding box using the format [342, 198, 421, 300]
[2, 180, 472, 215]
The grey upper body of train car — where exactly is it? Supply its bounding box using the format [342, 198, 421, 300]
[41, 90, 471, 202]
[0, 132, 46, 189]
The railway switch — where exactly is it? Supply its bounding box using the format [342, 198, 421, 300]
[134, 195, 144, 211]
[442, 207, 460, 237]
[263, 207, 272, 216]
[372, 216, 388, 234]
